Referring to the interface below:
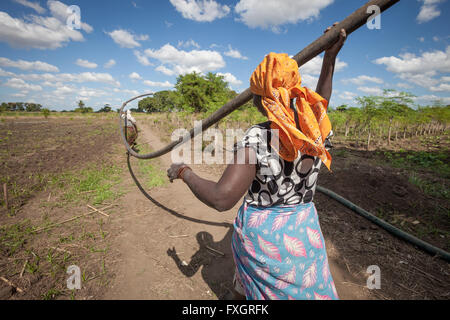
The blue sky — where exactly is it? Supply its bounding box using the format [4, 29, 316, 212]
[0, 0, 449, 111]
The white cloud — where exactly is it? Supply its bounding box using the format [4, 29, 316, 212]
[0, 11, 87, 49]
[17, 71, 120, 87]
[374, 46, 450, 91]
[342, 75, 384, 86]
[418, 37, 425, 42]
[433, 36, 440, 42]
[144, 43, 225, 75]
[47, 1, 93, 33]
[430, 83, 450, 92]
[13, 0, 46, 14]
[224, 45, 248, 60]
[300, 55, 347, 76]
[0, 57, 59, 72]
[104, 59, 116, 68]
[414, 94, 450, 105]
[114, 88, 140, 96]
[417, 0, 444, 23]
[169, 0, 230, 22]
[155, 65, 176, 76]
[134, 50, 153, 66]
[301, 74, 319, 89]
[107, 29, 149, 48]
[357, 86, 383, 96]
[4, 78, 43, 91]
[0, 68, 17, 78]
[165, 21, 174, 28]
[374, 46, 450, 74]
[76, 58, 98, 69]
[235, 0, 334, 31]
[178, 39, 200, 49]
[129, 72, 142, 80]
[396, 82, 413, 89]
[338, 91, 358, 101]
[217, 72, 243, 88]
[143, 80, 174, 88]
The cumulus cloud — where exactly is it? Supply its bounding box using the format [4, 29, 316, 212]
[342, 75, 384, 86]
[0, 1, 93, 49]
[76, 58, 97, 69]
[429, 83, 450, 92]
[104, 59, 116, 68]
[178, 39, 200, 49]
[6, 71, 120, 87]
[143, 80, 174, 88]
[129, 72, 142, 80]
[300, 55, 347, 76]
[217, 72, 243, 88]
[298, 55, 346, 88]
[224, 45, 248, 60]
[235, 0, 334, 32]
[47, 0, 93, 33]
[0, 57, 59, 72]
[169, 0, 230, 22]
[414, 94, 450, 105]
[107, 29, 149, 48]
[155, 65, 176, 76]
[417, 0, 444, 23]
[13, 0, 46, 14]
[144, 44, 225, 75]
[338, 91, 358, 101]
[374, 46, 450, 91]
[357, 86, 383, 96]
[4, 78, 43, 91]
[134, 50, 153, 66]
[114, 88, 140, 96]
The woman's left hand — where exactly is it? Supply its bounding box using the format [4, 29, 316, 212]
[167, 163, 188, 183]
[324, 22, 347, 57]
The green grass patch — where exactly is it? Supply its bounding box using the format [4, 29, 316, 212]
[380, 150, 450, 178]
[49, 163, 123, 205]
[0, 220, 34, 256]
[408, 173, 449, 199]
[135, 145, 167, 189]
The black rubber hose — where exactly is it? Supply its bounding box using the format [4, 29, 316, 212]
[316, 185, 450, 262]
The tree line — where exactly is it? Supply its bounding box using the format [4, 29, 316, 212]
[329, 90, 449, 149]
[137, 72, 239, 114]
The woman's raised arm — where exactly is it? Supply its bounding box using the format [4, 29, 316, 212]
[315, 23, 347, 103]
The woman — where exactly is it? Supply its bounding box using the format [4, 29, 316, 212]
[167, 24, 346, 300]
[122, 109, 138, 147]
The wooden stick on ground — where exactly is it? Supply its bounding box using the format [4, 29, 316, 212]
[0, 276, 24, 293]
[33, 204, 115, 233]
[20, 259, 28, 278]
[3, 183, 8, 211]
[206, 245, 225, 256]
[87, 204, 110, 217]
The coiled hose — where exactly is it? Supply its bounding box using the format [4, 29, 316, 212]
[316, 186, 450, 262]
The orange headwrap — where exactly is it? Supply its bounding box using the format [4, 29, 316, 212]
[250, 52, 333, 170]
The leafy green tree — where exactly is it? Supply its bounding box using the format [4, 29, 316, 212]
[175, 72, 230, 113]
[42, 108, 50, 118]
[98, 104, 112, 113]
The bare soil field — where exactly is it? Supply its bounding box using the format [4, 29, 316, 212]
[0, 114, 449, 300]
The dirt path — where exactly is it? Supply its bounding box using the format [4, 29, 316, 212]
[103, 123, 372, 300]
